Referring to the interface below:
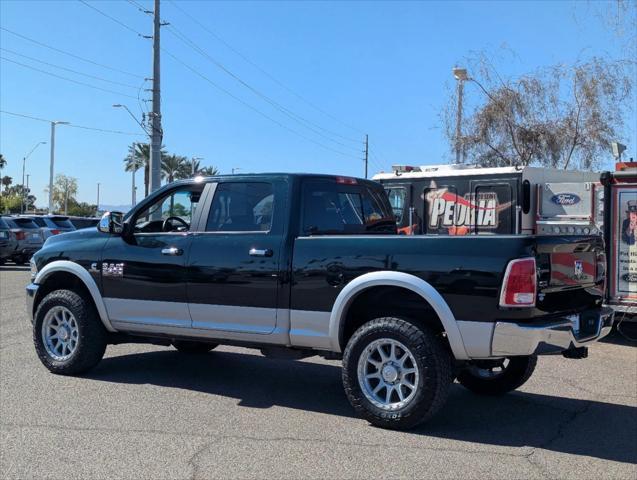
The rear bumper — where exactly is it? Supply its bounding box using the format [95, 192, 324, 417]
[491, 307, 614, 357]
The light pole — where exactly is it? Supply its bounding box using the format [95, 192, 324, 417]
[232, 167, 241, 175]
[63, 177, 69, 215]
[22, 141, 46, 213]
[452, 67, 468, 164]
[96, 182, 101, 214]
[25, 174, 30, 211]
[49, 121, 69, 213]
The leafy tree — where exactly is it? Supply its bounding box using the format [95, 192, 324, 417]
[0, 194, 22, 213]
[0, 154, 6, 172]
[3, 184, 36, 211]
[444, 55, 634, 169]
[48, 174, 78, 213]
[66, 199, 98, 217]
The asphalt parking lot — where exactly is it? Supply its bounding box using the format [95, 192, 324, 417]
[1, 266, 636, 479]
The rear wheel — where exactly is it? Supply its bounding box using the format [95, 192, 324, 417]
[342, 317, 453, 430]
[33, 289, 107, 375]
[172, 340, 218, 354]
[457, 356, 537, 395]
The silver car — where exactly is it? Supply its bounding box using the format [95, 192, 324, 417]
[23, 215, 76, 239]
[4, 217, 44, 264]
[0, 217, 18, 263]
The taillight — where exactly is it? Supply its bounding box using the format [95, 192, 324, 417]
[51, 229, 61, 235]
[15, 231, 26, 241]
[499, 258, 537, 307]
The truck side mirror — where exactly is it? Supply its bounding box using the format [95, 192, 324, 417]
[98, 211, 124, 235]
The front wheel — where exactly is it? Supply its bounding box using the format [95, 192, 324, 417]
[33, 289, 107, 375]
[457, 356, 537, 396]
[342, 317, 453, 430]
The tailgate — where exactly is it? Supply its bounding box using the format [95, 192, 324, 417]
[536, 236, 605, 291]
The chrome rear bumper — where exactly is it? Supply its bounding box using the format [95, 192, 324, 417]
[491, 308, 614, 357]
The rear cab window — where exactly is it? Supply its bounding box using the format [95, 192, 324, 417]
[301, 178, 396, 235]
[206, 182, 274, 232]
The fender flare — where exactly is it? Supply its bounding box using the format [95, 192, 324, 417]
[34, 260, 116, 332]
[328, 271, 469, 360]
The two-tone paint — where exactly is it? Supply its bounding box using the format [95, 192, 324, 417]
[28, 174, 609, 361]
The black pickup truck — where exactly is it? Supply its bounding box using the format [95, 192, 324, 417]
[27, 174, 613, 429]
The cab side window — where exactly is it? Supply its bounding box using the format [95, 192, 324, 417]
[134, 187, 203, 233]
[302, 181, 395, 234]
[206, 182, 274, 232]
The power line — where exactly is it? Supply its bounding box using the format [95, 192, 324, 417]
[166, 0, 364, 137]
[78, 0, 145, 37]
[162, 49, 362, 159]
[164, 23, 363, 152]
[0, 110, 143, 136]
[0, 26, 144, 79]
[1, 56, 139, 100]
[0, 48, 139, 89]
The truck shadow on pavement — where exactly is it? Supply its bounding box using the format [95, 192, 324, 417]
[88, 349, 636, 465]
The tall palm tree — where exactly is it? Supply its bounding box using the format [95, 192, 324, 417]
[184, 158, 219, 177]
[0, 154, 6, 172]
[161, 154, 188, 184]
[198, 165, 219, 176]
[123, 143, 167, 197]
[1, 175, 13, 195]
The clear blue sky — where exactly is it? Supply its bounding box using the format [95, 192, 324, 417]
[1, 0, 635, 207]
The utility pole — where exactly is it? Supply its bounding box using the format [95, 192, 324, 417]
[48, 121, 68, 213]
[149, 0, 163, 196]
[21, 141, 46, 214]
[364, 134, 369, 179]
[25, 174, 30, 212]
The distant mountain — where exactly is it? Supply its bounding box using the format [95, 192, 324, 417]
[99, 204, 132, 213]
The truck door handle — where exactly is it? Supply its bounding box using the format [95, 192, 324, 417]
[249, 248, 273, 257]
[161, 247, 183, 256]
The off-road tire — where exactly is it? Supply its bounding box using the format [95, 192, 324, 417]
[33, 289, 107, 375]
[457, 355, 537, 396]
[172, 341, 218, 354]
[342, 317, 453, 430]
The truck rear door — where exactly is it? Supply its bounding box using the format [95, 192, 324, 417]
[186, 179, 283, 334]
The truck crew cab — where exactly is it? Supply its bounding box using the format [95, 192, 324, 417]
[27, 174, 613, 430]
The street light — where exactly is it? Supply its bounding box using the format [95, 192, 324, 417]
[452, 67, 469, 164]
[232, 167, 242, 175]
[49, 121, 69, 213]
[113, 104, 148, 134]
[21, 141, 46, 213]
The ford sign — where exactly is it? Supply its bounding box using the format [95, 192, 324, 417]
[551, 193, 581, 206]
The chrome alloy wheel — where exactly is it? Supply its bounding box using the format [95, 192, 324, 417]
[41, 306, 79, 361]
[357, 338, 420, 410]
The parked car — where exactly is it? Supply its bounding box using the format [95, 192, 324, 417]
[0, 216, 18, 263]
[27, 174, 613, 430]
[22, 215, 76, 239]
[5, 216, 44, 264]
[67, 216, 100, 230]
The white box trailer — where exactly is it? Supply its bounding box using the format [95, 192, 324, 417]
[373, 164, 603, 236]
[601, 165, 637, 318]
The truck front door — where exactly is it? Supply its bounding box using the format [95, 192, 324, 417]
[101, 185, 203, 329]
[186, 180, 283, 334]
